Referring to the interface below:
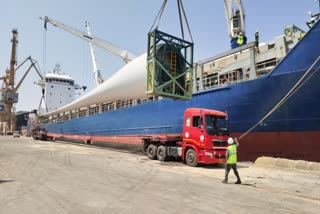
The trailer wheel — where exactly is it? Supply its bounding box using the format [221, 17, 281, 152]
[147, 144, 157, 160]
[157, 145, 167, 161]
[185, 149, 198, 167]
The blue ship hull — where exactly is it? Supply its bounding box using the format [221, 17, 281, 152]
[42, 21, 320, 162]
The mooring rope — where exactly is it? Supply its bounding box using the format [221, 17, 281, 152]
[238, 56, 320, 141]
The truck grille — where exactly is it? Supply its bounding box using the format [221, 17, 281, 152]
[212, 140, 227, 147]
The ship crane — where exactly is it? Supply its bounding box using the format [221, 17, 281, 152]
[224, 0, 246, 48]
[85, 21, 104, 86]
[40, 16, 136, 63]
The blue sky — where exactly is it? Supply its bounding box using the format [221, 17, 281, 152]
[0, 0, 318, 112]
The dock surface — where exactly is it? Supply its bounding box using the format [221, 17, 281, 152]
[0, 136, 319, 214]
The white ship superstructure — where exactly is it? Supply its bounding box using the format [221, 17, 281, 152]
[38, 65, 77, 114]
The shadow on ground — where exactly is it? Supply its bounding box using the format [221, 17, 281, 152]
[0, 180, 14, 184]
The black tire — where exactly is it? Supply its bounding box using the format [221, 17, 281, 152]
[147, 144, 157, 160]
[157, 145, 167, 162]
[185, 149, 198, 167]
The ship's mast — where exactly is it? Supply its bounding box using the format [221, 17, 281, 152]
[85, 21, 104, 86]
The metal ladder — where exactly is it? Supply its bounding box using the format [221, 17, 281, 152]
[170, 52, 177, 91]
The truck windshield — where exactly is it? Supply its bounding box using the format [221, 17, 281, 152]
[205, 115, 229, 136]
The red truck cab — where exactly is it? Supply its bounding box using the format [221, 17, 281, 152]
[181, 108, 228, 166]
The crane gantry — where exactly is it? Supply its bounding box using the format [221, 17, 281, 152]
[0, 29, 43, 134]
[224, 0, 247, 48]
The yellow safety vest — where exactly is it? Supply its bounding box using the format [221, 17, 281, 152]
[237, 35, 244, 45]
[227, 144, 237, 164]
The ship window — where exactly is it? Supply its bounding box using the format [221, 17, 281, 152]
[68, 88, 70, 90]
[51, 86, 54, 88]
[185, 116, 191, 127]
[268, 44, 275, 49]
[49, 79, 52, 82]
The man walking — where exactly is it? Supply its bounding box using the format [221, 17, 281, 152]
[222, 137, 241, 184]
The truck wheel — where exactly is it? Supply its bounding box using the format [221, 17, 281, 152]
[157, 145, 167, 162]
[147, 144, 157, 160]
[185, 149, 198, 167]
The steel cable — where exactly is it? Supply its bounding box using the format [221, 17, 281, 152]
[238, 56, 320, 141]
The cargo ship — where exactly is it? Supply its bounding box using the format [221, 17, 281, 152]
[38, 13, 320, 162]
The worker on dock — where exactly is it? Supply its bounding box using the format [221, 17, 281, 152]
[255, 30, 259, 48]
[222, 137, 241, 184]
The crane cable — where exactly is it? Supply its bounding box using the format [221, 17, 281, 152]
[41, 27, 49, 113]
[149, 0, 168, 32]
[149, 0, 193, 42]
[43, 27, 47, 75]
[238, 56, 320, 141]
[177, 0, 193, 42]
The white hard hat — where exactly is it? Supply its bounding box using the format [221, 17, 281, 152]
[228, 137, 234, 145]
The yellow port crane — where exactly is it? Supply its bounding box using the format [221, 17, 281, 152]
[0, 29, 43, 134]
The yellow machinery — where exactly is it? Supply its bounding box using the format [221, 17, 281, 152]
[0, 29, 42, 134]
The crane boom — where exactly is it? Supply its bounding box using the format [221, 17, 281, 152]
[85, 21, 104, 86]
[224, 0, 245, 38]
[40, 16, 136, 63]
[14, 56, 43, 93]
[8, 29, 18, 89]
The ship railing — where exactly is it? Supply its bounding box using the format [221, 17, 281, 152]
[198, 55, 285, 91]
[102, 102, 114, 112]
[79, 109, 87, 117]
[71, 112, 78, 119]
[63, 114, 70, 121]
[256, 57, 283, 75]
[46, 96, 162, 124]
[89, 105, 99, 115]
[202, 70, 240, 89]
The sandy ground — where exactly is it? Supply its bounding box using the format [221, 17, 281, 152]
[0, 136, 319, 214]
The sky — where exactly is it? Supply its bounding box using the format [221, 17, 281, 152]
[0, 0, 318, 112]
